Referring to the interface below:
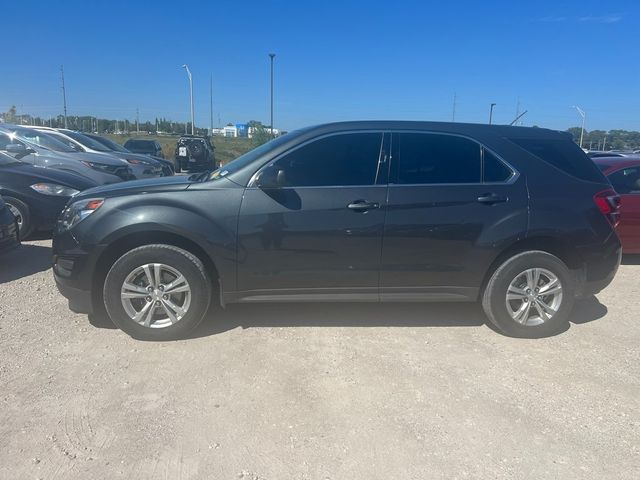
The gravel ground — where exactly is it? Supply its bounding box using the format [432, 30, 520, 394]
[1, 239, 638, 479]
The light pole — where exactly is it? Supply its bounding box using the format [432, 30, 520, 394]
[489, 103, 496, 125]
[182, 64, 195, 135]
[572, 105, 586, 149]
[269, 53, 275, 138]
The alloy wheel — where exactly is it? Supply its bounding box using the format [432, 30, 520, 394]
[505, 268, 563, 326]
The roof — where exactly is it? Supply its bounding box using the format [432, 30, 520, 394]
[294, 120, 568, 139]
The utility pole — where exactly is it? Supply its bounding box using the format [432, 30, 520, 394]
[182, 64, 195, 135]
[60, 65, 68, 128]
[210, 74, 214, 135]
[452, 92, 457, 122]
[572, 106, 586, 149]
[489, 103, 496, 125]
[269, 53, 276, 137]
[136, 108, 139, 134]
[603, 133, 607, 151]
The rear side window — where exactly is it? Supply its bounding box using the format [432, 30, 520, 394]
[484, 149, 513, 182]
[608, 167, 640, 194]
[509, 137, 604, 182]
[394, 133, 481, 184]
[273, 132, 383, 187]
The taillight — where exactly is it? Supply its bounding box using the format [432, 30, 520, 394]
[593, 189, 621, 227]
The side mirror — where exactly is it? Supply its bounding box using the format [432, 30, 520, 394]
[255, 165, 286, 189]
[6, 143, 27, 155]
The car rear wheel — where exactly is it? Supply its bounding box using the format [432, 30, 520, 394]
[482, 251, 575, 337]
[4, 196, 33, 239]
[103, 244, 211, 340]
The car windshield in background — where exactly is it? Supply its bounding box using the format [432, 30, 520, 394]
[91, 136, 129, 152]
[208, 131, 296, 180]
[64, 131, 111, 152]
[14, 129, 76, 153]
[125, 140, 154, 150]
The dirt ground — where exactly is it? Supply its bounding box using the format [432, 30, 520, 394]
[1, 239, 638, 479]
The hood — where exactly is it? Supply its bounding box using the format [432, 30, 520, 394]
[0, 163, 97, 190]
[75, 174, 193, 199]
[52, 150, 130, 166]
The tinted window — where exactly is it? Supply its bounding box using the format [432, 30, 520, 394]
[395, 133, 481, 184]
[272, 133, 382, 187]
[608, 167, 640, 194]
[125, 140, 153, 150]
[509, 137, 604, 182]
[483, 149, 513, 182]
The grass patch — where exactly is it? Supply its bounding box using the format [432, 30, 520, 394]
[104, 134, 255, 166]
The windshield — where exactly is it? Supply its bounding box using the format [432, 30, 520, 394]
[12, 128, 77, 153]
[64, 131, 111, 152]
[125, 140, 154, 150]
[0, 151, 23, 166]
[208, 132, 297, 180]
[90, 135, 129, 152]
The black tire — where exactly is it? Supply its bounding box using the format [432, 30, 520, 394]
[174, 160, 181, 173]
[103, 244, 212, 340]
[189, 142, 204, 158]
[482, 251, 575, 338]
[3, 196, 33, 239]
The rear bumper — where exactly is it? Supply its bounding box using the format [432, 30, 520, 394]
[577, 232, 622, 297]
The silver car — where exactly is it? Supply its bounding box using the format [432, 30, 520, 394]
[31, 127, 163, 179]
[0, 126, 132, 184]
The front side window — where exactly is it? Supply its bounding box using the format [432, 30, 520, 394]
[608, 167, 640, 194]
[271, 132, 383, 187]
[393, 133, 481, 184]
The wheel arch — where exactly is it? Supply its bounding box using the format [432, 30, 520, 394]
[479, 235, 585, 299]
[91, 230, 222, 311]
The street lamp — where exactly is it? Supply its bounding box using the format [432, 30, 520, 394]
[269, 53, 275, 138]
[489, 103, 496, 124]
[572, 105, 586, 149]
[182, 64, 195, 135]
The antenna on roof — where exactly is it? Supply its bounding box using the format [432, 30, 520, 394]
[509, 110, 528, 126]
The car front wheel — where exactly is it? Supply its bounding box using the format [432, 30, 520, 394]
[103, 244, 212, 340]
[482, 251, 575, 337]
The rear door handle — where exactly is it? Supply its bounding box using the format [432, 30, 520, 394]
[348, 200, 380, 211]
[477, 193, 508, 204]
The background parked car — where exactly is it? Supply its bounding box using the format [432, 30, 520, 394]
[0, 125, 131, 184]
[594, 156, 640, 253]
[0, 151, 97, 238]
[28, 127, 163, 180]
[85, 133, 174, 176]
[174, 134, 216, 172]
[123, 139, 165, 158]
[0, 194, 20, 254]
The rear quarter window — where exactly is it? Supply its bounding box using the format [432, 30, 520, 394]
[508, 137, 605, 183]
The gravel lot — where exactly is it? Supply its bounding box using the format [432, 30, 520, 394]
[1, 239, 638, 479]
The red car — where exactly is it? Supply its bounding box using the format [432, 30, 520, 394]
[594, 157, 640, 253]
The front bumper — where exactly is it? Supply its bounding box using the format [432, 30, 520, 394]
[0, 215, 20, 254]
[54, 272, 93, 313]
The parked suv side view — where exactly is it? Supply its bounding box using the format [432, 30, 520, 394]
[52, 121, 621, 341]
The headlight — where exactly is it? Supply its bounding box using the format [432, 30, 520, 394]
[125, 158, 142, 164]
[30, 183, 80, 197]
[57, 198, 104, 232]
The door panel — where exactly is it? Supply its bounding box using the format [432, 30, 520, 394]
[381, 132, 528, 299]
[235, 131, 388, 298]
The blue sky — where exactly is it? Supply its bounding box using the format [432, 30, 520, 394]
[2, 0, 638, 132]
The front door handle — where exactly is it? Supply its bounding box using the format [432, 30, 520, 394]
[477, 193, 508, 204]
[347, 200, 380, 212]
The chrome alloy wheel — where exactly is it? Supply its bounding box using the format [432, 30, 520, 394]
[505, 268, 563, 326]
[120, 263, 192, 328]
[7, 203, 22, 230]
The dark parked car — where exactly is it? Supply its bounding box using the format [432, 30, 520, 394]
[85, 134, 175, 176]
[0, 194, 20, 254]
[53, 121, 621, 341]
[174, 135, 216, 172]
[0, 152, 97, 237]
[594, 156, 640, 253]
[123, 139, 164, 158]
